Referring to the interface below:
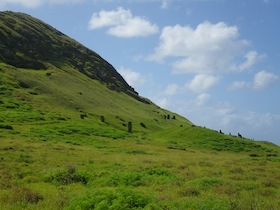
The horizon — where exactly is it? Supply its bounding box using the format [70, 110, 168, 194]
[0, 0, 279, 145]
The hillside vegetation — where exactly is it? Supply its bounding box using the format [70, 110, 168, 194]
[0, 11, 279, 209]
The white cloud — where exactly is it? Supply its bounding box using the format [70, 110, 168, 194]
[253, 70, 278, 90]
[196, 93, 211, 106]
[229, 70, 278, 91]
[239, 51, 266, 71]
[149, 21, 262, 74]
[88, 7, 159, 38]
[187, 74, 220, 93]
[164, 83, 181, 96]
[154, 97, 170, 109]
[118, 66, 145, 87]
[228, 81, 248, 90]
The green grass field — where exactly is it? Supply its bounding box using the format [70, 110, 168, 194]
[1, 62, 279, 209]
[0, 132, 279, 209]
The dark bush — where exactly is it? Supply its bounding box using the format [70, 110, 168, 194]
[140, 122, 146, 129]
[8, 186, 43, 205]
[0, 124, 13, 130]
[43, 166, 90, 185]
[266, 153, 277, 157]
[80, 114, 87, 119]
[18, 80, 30, 88]
[249, 154, 260, 157]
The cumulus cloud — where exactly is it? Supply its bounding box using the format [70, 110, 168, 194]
[253, 70, 278, 90]
[196, 93, 211, 106]
[118, 66, 145, 87]
[153, 96, 170, 109]
[164, 83, 181, 96]
[187, 74, 220, 93]
[88, 7, 159, 38]
[229, 70, 278, 91]
[239, 51, 266, 71]
[149, 21, 266, 74]
[228, 81, 248, 90]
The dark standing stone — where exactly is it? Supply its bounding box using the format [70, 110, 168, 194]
[80, 114, 87, 119]
[128, 122, 132, 133]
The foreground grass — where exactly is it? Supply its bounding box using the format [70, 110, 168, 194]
[0, 129, 279, 209]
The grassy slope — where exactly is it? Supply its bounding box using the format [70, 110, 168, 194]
[1, 62, 279, 209]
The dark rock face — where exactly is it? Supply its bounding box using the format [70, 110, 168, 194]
[0, 11, 150, 104]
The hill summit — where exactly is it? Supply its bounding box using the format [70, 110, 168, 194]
[0, 11, 148, 103]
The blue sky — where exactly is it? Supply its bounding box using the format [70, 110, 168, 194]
[1, 0, 279, 145]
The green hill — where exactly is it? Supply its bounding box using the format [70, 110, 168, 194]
[0, 11, 279, 209]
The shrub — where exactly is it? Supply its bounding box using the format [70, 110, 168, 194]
[95, 168, 176, 187]
[229, 192, 271, 210]
[6, 186, 43, 206]
[66, 188, 154, 210]
[99, 171, 143, 187]
[43, 166, 90, 185]
[0, 124, 13, 130]
[179, 186, 200, 197]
